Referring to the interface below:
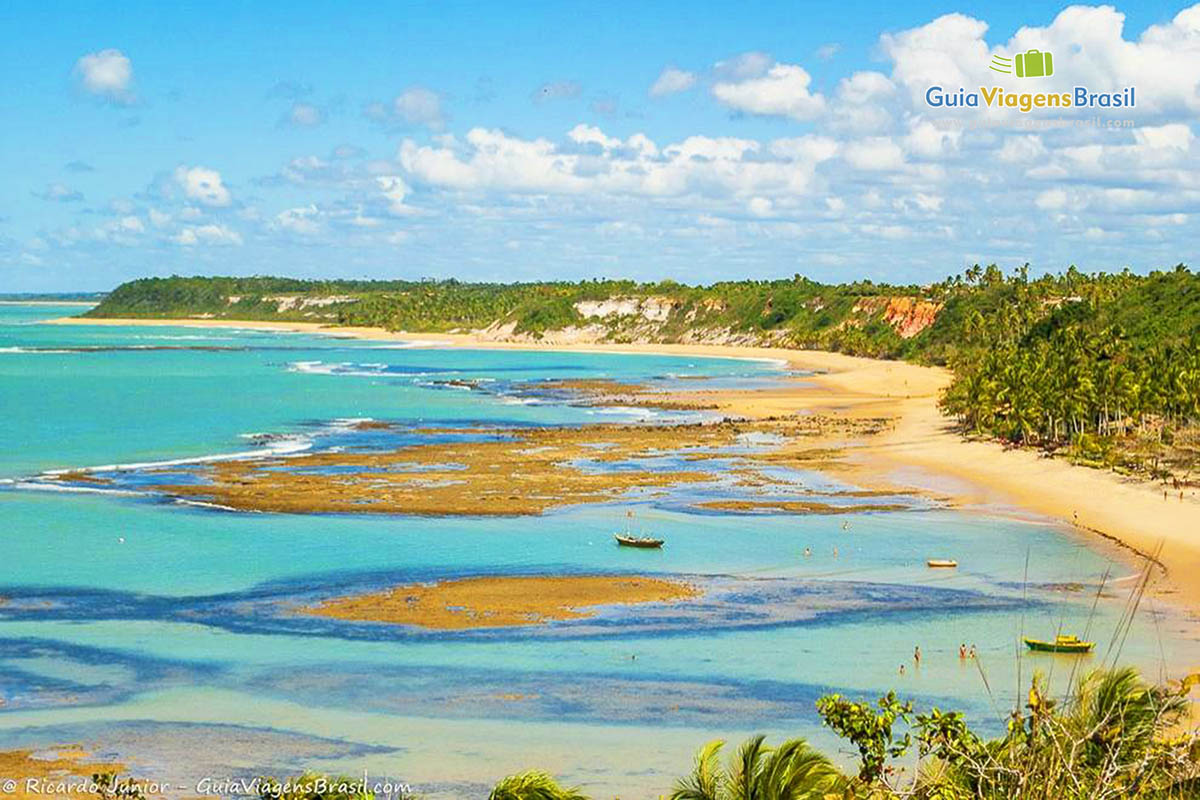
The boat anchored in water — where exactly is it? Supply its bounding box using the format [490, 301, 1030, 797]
[927, 559, 958, 568]
[614, 510, 664, 549]
[1024, 634, 1095, 654]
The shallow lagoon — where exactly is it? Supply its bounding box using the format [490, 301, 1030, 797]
[2, 305, 1197, 798]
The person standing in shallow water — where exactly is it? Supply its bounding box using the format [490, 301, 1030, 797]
[914, 646, 921, 666]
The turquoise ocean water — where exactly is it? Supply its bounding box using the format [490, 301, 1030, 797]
[1, 303, 1197, 798]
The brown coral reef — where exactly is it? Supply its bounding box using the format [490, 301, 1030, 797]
[149, 412, 891, 517]
[301, 574, 700, 629]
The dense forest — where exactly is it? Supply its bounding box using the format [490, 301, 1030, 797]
[86, 265, 1200, 480]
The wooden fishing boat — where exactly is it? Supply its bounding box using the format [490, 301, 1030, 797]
[1024, 634, 1095, 654]
[927, 559, 958, 568]
[614, 533, 665, 549]
[614, 510, 664, 549]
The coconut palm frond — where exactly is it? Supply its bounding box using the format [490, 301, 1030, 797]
[728, 735, 769, 800]
[759, 739, 845, 800]
[488, 770, 588, 800]
[670, 740, 726, 800]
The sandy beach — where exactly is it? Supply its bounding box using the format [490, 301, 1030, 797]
[49, 315, 1200, 611]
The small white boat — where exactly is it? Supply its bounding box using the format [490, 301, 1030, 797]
[927, 559, 958, 568]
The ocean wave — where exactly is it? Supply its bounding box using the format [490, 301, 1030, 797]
[0, 346, 75, 354]
[40, 433, 313, 477]
[363, 340, 449, 349]
[287, 360, 448, 378]
[10, 481, 148, 497]
[499, 396, 543, 405]
[172, 498, 250, 512]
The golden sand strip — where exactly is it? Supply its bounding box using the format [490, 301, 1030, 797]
[301, 574, 700, 629]
[49, 316, 1200, 610]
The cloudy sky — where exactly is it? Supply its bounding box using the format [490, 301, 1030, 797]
[2, 1, 1198, 291]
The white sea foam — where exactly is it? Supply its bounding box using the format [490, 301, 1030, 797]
[40, 433, 313, 477]
[11, 481, 146, 497]
[172, 498, 249, 512]
[287, 360, 444, 378]
[364, 340, 448, 349]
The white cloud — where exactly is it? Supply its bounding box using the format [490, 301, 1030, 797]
[74, 49, 133, 103]
[174, 166, 232, 207]
[394, 87, 444, 129]
[1134, 123, 1194, 150]
[35, 183, 83, 203]
[836, 71, 894, 105]
[367, 88, 444, 129]
[116, 215, 144, 233]
[912, 193, 944, 212]
[286, 102, 325, 127]
[712, 63, 827, 121]
[397, 125, 838, 206]
[174, 224, 243, 246]
[748, 196, 774, 217]
[649, 67, 697, 97]
[713, 51, 772, 81]
[879, 13, 989, 105]
[1035, 189, 1069, 211]
[568, 124, 622, 150]
[904, 120, 960, 159]
[272, 206, 322, 236]
[533, 80, 582, 102]
[769, 135, 839, 162]
[880, 5, 1200, 115]
[815, 44, 841, 61]
[843, 137, 905, 171]
[997, 135, 1048, 163]
[376, 175, 418, 215]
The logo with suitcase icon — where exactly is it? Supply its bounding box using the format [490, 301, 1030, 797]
[990, 49, 1054, 78]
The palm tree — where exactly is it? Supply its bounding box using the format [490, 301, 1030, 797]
[670, 736, 845, 800]
[488, 771, 589, 800]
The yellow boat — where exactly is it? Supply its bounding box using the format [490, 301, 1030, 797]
[926, 559, 958, 568]
[1024, 634, 1095, 654]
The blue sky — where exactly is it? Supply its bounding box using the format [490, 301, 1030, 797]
[1, 1, 1198, 291]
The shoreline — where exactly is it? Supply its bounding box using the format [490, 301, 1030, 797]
[0, 300, 99, 306]
[46, 315, 1200, 614]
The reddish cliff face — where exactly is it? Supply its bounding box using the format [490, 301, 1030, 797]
[883, 297, 941, 338]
